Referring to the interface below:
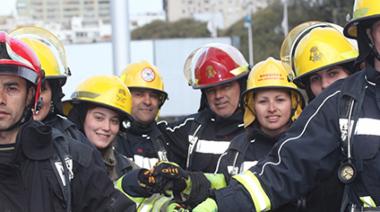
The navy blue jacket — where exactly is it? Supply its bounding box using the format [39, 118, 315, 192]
[0, 120, 132, 212]
[161, 108, 245, 172]
[212, 65, 380, 211]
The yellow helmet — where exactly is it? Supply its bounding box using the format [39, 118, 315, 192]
[344, 0, 380, 38]
[10, 26, 70, 86]
[63, 75, 132, 117]
[288, 23, 358, 88]
[242, 57, 304, 127]
[120, 60, 168, 106]
[280, 21, 322, 68]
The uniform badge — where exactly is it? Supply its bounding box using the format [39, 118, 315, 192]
[309, 46, 322, 62]
[206, 65, 216, 79]
[54, 157, 74, 186]
[141, 68, 155, 82]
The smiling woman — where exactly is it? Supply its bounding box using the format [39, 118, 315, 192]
[63, 74, 137, 181]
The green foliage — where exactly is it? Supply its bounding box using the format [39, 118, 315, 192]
[131, 0, 355, 64]
[222, 0, 354, 64]
[132, 19, 210, 39]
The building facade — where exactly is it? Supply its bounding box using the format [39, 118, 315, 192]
[163, 0, 268, 29]
[16, 0, 111, 29]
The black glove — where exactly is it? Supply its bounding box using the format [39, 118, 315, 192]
[137, 168, 163, 194]
[152, 161, 211, 208]
[152, 161, 188, 197]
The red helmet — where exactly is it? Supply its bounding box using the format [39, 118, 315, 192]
[0, 31, 43, 110]
[184, 43, 249, 89]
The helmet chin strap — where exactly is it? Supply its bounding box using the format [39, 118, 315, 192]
[366, 28, 380, 61]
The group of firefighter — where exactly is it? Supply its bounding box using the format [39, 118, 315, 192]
[1, 0, 380, 211]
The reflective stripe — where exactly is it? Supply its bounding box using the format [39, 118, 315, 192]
[360, 196, 377, 208]
[204, 173, 227, 189]
[133, 155, 159, 169]
[233, 171, 271, 211]
[195, 139, 230, 154]
[138, 194, 161, 212]
[192, 198, 218, 212]
[164, 117, 195, 132]
[151, 195, 172, 212]
[355, 118, 380, 136]
[115, 177, 142, 206]
[240, 161, 258, 173]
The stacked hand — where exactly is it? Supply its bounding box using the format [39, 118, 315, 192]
[152, 161, 189, 197]
[137, 161, 189, 196]
[137, 161, 211, 209]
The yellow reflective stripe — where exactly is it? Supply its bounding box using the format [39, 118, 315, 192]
[192, 198, 218, 212]
[151, 195, 172, 212]
[204, 173, 227, 190]
[138, 194, 161, 212]
[360, 196, 377, 208]
[115, 176, 145, 204]
[233, 171, 271, 211]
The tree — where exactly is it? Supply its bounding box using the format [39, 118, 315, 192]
[131, 0, 354, 64]
[222, 0, 354, 64]
[132, 19, 210, 40]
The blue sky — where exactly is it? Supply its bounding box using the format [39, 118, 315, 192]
[0, 0, 163, 16]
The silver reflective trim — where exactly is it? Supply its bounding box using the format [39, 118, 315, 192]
[240, 161, 258, 173]
[164, 117, 195, 132]
[195, 139, 230, 154]
[133, 155, 159, 169]
[355, 118, 380, 136]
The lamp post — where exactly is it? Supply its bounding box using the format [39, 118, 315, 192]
[111, 0, 131, 75]
[244, 12, 254, 65]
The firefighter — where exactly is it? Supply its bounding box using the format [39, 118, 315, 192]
[281, 21, 359, 101]
[279, 21, 361, 211]
[116, 60, 181, 169]
[9, 26, 91, 145]
[165, 0, 380, 211]
[64, 75, 137, 181]
[212, 57, 304, 181]
[161, 43, 249, 172]
[0, 31, 131, 211]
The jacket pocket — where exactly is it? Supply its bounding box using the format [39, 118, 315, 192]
[354, 135, 380, 160]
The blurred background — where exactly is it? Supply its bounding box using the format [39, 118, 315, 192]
[0, 0, 354, 118]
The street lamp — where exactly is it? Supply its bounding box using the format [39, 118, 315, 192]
[244, 12, 254, 65]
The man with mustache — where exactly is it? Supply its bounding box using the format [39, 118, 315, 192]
[116, 60, 180, 169]
[161, 43, 249, 172]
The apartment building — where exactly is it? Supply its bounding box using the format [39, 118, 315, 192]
[164, 0, 268, 29]
[16, 0, 111, 29]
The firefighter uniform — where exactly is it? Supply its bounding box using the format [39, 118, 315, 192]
[116, 121, 183, 169]
[116, 61, 184, 169]
[162, 107, 245, 172]
[161, 43, 249, 172]
[207, 64, 380, 211]
[200, 57, 305, 212]
[0, 120, 132, 211]
[0, 31, 131, 211]
[278, 21, 360, 212]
